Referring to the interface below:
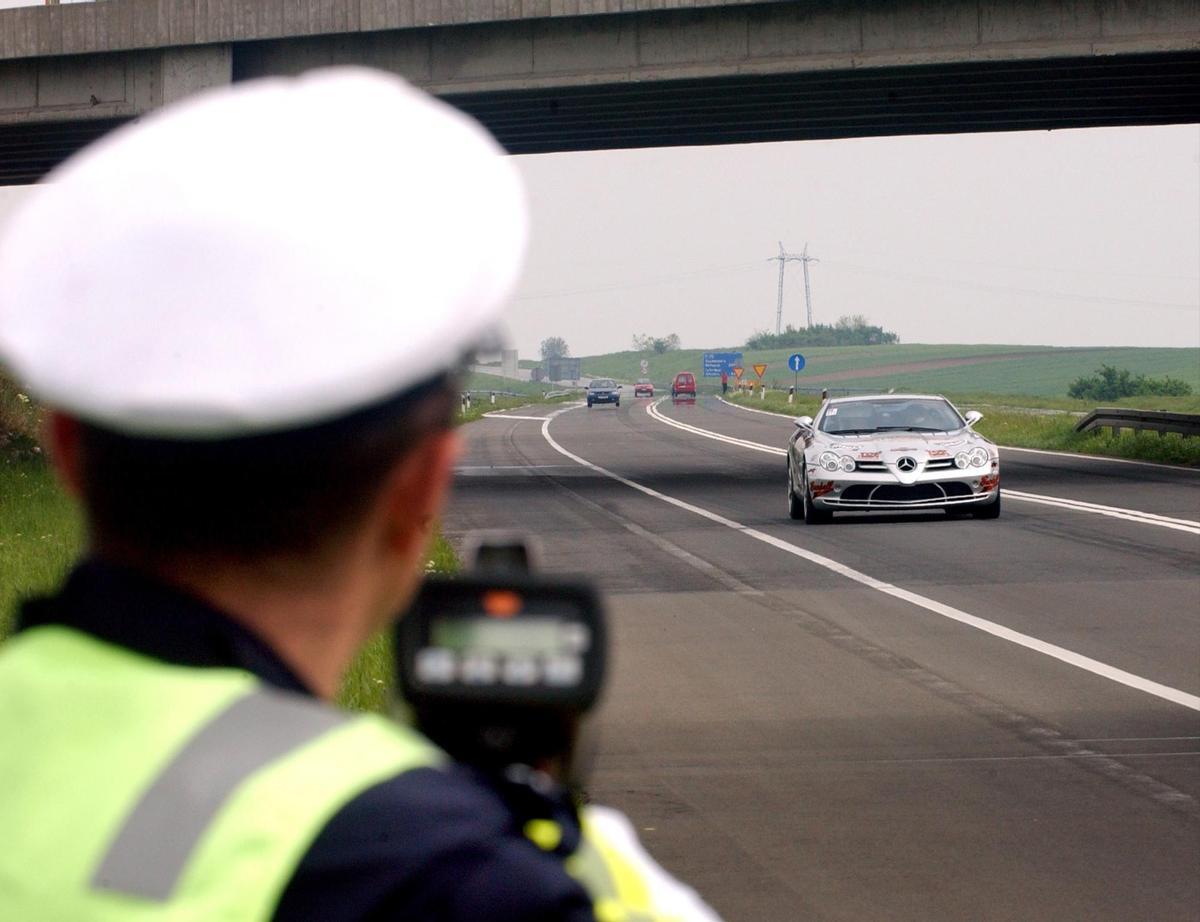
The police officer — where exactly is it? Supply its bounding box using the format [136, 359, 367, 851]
[0, 69, 720, 922]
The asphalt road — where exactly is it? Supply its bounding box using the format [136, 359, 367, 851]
[443, 395, 1200, 922]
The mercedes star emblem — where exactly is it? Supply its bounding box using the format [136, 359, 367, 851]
[896, 457, 917, 472]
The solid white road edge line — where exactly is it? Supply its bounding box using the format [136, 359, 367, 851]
[480, 414, 553, 421]
[655, 401, 1200, 535]
[715, 396, 1200, 474]
[540, 405, 1200, 713]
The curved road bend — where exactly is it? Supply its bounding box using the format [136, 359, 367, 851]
[443, 396, 1200, 922]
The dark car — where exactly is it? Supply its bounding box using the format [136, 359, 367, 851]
[671, 372, 696, 400]
[586, 378, 620, 408]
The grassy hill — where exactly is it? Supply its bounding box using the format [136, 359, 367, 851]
[576, 344, 1199, 398]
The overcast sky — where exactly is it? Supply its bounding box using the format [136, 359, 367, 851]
[508, 124, 1199, 358]
[2, 123, 1196, 360]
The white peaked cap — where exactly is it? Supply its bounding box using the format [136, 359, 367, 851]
[0, 68, 527, 438]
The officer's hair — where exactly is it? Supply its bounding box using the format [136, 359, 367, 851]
[75, 375, 459, 559]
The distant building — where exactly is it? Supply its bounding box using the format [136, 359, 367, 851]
[501, 349, 519, 379]
[546, 357, 581, 383]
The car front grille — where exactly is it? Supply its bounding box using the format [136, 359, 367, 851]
[832, 481, 979, 507]
[853, 458, 955, 472]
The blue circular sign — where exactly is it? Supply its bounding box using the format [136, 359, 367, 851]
[788, 353, 806, 372]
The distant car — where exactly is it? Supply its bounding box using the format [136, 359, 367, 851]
[586, 378, 620, 408]
[786, 394, 1000, 523]
[671, 372, 696, 400]
[634, 378, 655, 398]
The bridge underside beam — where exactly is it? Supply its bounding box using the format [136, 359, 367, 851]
[1, 49, 1197, 184]
[443, 51, 1200, 154]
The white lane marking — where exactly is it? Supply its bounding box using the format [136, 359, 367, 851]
[1073, 736, 1200, 743]
[480, 413, 554, 421]
[714, 396, 800, 418]
[656, 401, 1200, 535]
[998, 444, 1200, 473]
[1004, 489, 1200, 534]
[455, 464, 573, 471]
[541, 405, 1200, 713]
[647, 400, 786, 456]
[715, 396, 1200, 474]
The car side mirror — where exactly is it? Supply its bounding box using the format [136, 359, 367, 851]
[795, 416, 813, 429]
[964, 410, 983, 428]
[617, 384, 622, 389]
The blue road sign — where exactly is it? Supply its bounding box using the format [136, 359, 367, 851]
[788, 353, 806, 372]
[703, 352, 743, 377]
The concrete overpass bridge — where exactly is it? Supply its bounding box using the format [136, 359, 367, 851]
[1, 0, 1198, 183]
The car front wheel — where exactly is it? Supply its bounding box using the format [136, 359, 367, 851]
[971, 489, 1001, 519]
[787, 461, 803, 520]
[802, 464, 832, 525]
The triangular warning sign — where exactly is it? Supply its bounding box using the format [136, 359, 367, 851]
[753, 363, 768, 378]
[732, 366, 744, 380]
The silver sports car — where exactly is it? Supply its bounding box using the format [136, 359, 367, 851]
[786, 394, 1000, 523]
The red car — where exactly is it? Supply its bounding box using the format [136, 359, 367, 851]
[634, 378, 655, 398]
[671, 372, 696, 400]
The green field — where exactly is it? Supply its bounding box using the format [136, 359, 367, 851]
[575, 344, 1199, 398]
[465, 371, 558, 397]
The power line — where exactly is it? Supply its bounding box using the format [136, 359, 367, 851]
[823, 259, 1200, 311]
[830, 245, 1199, 283]
[514, 259, 762, 301]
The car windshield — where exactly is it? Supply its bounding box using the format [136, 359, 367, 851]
[589, 379, 615, 388]
[818, 398, 964, 435]
[637, 378, 650, 384]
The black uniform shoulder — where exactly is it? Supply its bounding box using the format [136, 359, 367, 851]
[273, 762, 595, 922]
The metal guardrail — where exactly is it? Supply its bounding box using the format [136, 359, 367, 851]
[1075, 408, 1200, 438]
[459, 388, 583, 412]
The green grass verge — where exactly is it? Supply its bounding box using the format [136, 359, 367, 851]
[576, 344, 1199, 398]
[0, 461, 84, 642]
[464, 371, 556, 397]
[724, 392, 1200, 466]
[0, 457, 457, 714]
[335, 534, 459, 713]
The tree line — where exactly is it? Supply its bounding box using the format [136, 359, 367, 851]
[746, 315, 899, 349]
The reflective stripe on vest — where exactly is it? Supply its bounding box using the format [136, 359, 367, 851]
[0, 626, 443, 922]
[566, 807, 722, 922]
[525, 814, 665, 922]
[92, 687, 351, 900]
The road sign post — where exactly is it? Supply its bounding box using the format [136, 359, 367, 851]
[752, 363, 768, 400]
[787, 352, 806, 399]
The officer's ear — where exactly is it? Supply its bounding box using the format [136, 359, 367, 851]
[379, 428, 461, 556]
[43, 411, 86, 499]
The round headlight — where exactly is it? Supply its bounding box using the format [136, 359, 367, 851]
[839, 456, 856, 473]
[819, 451, 840, 472]
[969, 447, 989, 467]
[954, 452, 971, 469]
